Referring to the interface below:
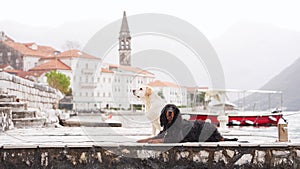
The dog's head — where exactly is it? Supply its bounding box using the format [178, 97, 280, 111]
[132, 86, 152, 99]
[160, 104, 182, 128]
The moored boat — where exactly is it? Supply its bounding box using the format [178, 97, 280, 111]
[182, 89, 285, 126]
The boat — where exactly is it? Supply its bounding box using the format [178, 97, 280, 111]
[182, 89, 284, 126]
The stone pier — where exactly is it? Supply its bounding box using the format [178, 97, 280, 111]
[0, 143, 299, 169]
[0, 126, 299, 169]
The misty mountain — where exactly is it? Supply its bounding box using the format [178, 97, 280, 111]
[212, 21, 300, 90]
[0, 20, 105, 50]
[260, 57, 300, 110]
[237, 57, 300, 111]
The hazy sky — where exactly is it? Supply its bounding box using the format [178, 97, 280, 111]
[1, 0, 300, 39]
[1, 0, 300, 89]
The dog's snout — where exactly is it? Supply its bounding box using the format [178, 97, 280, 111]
[166, 111, 173, 116]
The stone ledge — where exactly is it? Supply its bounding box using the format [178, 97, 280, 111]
[0, 144, 299, 169]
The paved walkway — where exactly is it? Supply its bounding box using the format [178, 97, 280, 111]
[1, 126, 299, 148]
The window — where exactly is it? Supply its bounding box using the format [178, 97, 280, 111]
[85, 63, 88, 69]
[7, 52, 11, 56]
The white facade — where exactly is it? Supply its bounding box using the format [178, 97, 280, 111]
[72, 62, 156, 111]
[106, 64, 155, 110]
[23, 56, 40, 71]
[72, 58, 101, 111]
[149, 81, 188, 107]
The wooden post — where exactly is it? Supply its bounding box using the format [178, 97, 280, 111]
[278, 118, 288, 142]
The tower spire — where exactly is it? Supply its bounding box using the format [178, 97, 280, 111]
[119, 11, 131, 66]
[120, 11, 130, 34]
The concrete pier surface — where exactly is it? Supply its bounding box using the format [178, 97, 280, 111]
[0, 126, 300, 168]
[0, 126, 299, 146]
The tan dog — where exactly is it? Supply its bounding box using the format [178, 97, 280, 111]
[132, 86, 165, 135]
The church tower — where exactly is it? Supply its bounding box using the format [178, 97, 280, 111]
[119, 11, 131, 66]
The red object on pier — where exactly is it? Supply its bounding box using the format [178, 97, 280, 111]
[184, 89, 285, 126]
[188, 111, 283, 126]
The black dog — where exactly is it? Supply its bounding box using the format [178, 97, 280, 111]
[137, 104, 237, 143]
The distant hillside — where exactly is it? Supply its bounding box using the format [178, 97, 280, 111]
[239, 57, 300, 111]
[212, 21, 300, 90]
[0, 20, 105, 50]
[260, 57, 300, 110]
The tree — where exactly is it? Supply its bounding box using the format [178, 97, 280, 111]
[196, 92, 210, 110]
[158, 90, 165, 99]
[45, 71, 70, 95]
[62, 40, 81, 50]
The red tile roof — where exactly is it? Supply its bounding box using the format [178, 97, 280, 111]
[2, 41, 57, 57]
[186, 86, 208, 92]
[148, 80, 180, 88]
[4, 69, 43, 80]
[41, 49, 100, 60]
[29, 59, 71, 71]
[101, 68, 114, 73]
[107, 64, 154, 77]
[0, 64, 13, 70]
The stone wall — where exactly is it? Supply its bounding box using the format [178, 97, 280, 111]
[0, 144, 299, 169]
[0, 107, 13, 131]
[0, 71, 61, 110]
[0, 41, 24, 70]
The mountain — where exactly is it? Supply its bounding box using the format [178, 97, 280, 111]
[260, 57, 300, 110]
[0, 20, 105, 50]
[235, 57, 300, 111]
[212, 21, 300, 90]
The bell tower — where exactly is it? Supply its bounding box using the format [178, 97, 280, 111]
[119, 11, 131, 66]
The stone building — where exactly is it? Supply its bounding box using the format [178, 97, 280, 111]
[0, 31, 59, 71]
[28, 59, 72, 85]
[148, 80, 187, 106]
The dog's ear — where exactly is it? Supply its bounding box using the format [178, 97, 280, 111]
[174, 106, 182, 122]
[160, 105, 168, 127]
[145, 86, 152, 97]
